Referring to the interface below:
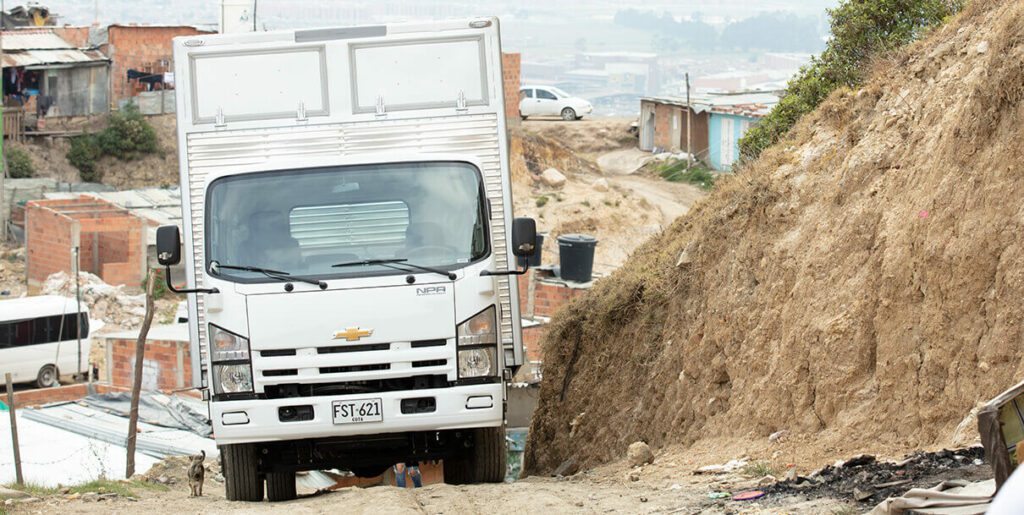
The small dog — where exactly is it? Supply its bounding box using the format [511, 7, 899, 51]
[188, 451, 206, 497]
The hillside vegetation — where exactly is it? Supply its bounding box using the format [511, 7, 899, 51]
[526, 0, 1024, 474]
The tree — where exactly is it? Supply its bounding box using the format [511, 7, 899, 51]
[738, 0, 965, 163]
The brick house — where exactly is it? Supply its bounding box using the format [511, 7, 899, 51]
[103, 25, 214, 105]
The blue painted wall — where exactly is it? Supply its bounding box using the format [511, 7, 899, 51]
[708, 113, 759, 171]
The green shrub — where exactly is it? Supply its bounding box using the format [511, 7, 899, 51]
[5, 146, 35, 178]
[738, 0, 965, 163]
[66, 103, 160, 182]
[97, 103, 159, 160]
[68, 134, 103, 182]
[657, 160, 716, 191]
[536, 195, 550, 208]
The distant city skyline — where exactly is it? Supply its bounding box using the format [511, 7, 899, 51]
[42, 0, 842, 34]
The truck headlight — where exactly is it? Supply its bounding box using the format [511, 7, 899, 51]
[210, 324, 250, 362]
[209, 324, 253, 394]
[214, 364, 254, 394]
[457, 306, 497, 346]
[458, 347, 495, 378]
[456, 306, 498, 378]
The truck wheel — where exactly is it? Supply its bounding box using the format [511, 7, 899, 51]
[266, 471, 296, 502]
[36, 364, 58, 388]
[444, 426, 507, 484]
[561, 107, 577, 121]
[222, 444, 264, 502]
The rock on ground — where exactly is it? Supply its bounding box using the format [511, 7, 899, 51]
[627, 441, 654, 467]
[540, 168, 567, 188]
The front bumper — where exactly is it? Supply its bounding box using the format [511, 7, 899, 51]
[210, 383, 504, 445]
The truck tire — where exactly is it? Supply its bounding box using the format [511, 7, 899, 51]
[444, 426, 507, 484]
[266, 471, 296, 502]
[222, 444, 264, 502]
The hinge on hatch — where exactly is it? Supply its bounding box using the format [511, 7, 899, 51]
[375, 95, 387, 118]
[214, 107, 226, 128]
[296, 101, 308, 122]
[456, 90, 468, 113]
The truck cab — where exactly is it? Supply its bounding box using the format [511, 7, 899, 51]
[157, 18, 534, 501]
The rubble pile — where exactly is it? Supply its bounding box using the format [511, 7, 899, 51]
[526, 0, 1024, 474]
[765, 448, 988, 505]
[42, 271, 146, 328]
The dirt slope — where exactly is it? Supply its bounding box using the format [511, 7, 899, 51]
[525, 0, 1024, 475]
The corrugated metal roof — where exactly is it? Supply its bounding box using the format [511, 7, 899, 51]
[641, 92, 780, 119]
[1, 29, 110, 68]
[0, 29, 71, 50]
[2, 48, 109, 68]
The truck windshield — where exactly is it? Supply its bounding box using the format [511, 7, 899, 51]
[206, 162, 489, 282]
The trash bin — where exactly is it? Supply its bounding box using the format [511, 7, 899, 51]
[517, 232, 545, 268]
[557, 234, 597, 283]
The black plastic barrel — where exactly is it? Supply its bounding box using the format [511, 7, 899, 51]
[518, 232, 546, 268]
[557, 234, 598, 283]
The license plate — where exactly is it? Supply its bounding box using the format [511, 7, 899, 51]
[332, 398, 383, 425]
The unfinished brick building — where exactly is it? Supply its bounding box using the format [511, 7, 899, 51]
[105, 24, 214, 103]
[25, 196, 146, 288]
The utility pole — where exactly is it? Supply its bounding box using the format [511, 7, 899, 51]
[685, 72, 693, 169]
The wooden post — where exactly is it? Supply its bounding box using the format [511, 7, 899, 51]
[125, 270, 157, 478]
[5, 373, 24, 485]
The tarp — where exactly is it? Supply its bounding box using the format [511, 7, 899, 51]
[868, 479, 994, 515]
[977, 378, 1024, 489]
[82, 392, 211, 437]
[1, 411, 159, 487]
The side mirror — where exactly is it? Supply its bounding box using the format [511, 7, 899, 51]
[156, 225, 182, 266]
[511, 217, 537, 257]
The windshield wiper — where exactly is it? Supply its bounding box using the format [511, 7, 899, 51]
[332, 258, 456, 280]
[213, 263, 326, 289]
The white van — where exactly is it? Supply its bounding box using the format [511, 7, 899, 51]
[0, 295, 95, 388]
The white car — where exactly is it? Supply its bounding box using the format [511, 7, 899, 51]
[519, 85, 593, 121]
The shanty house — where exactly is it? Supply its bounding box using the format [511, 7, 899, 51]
[639, 92, 778, 171]
[1, 28, 110, 121]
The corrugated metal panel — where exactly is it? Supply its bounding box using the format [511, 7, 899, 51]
[2, 48, 109, 68]
[0, 29, 75, 50]
[186, 114, 515, 383]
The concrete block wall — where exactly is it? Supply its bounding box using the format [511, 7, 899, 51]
[104, 337, 192, 391]
[502, 52, 521, 127]
[107, 25, 213, 103]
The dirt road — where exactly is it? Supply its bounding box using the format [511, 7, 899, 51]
[16, 451, 857, 515]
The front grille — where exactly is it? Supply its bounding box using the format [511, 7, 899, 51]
[319, 364, 390, 374]
[261, 349, 297, 357]
[411, 339, 446, 348]
[263, 369, 298, 377]
[412, 359, 447, 368]
[264, 375, 449, 398]
[318, 343, 391, 354]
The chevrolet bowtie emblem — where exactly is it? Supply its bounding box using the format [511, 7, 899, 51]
[333, 327, 373, 341]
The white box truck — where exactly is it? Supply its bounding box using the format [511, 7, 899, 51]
[155, 18, 536, 501]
